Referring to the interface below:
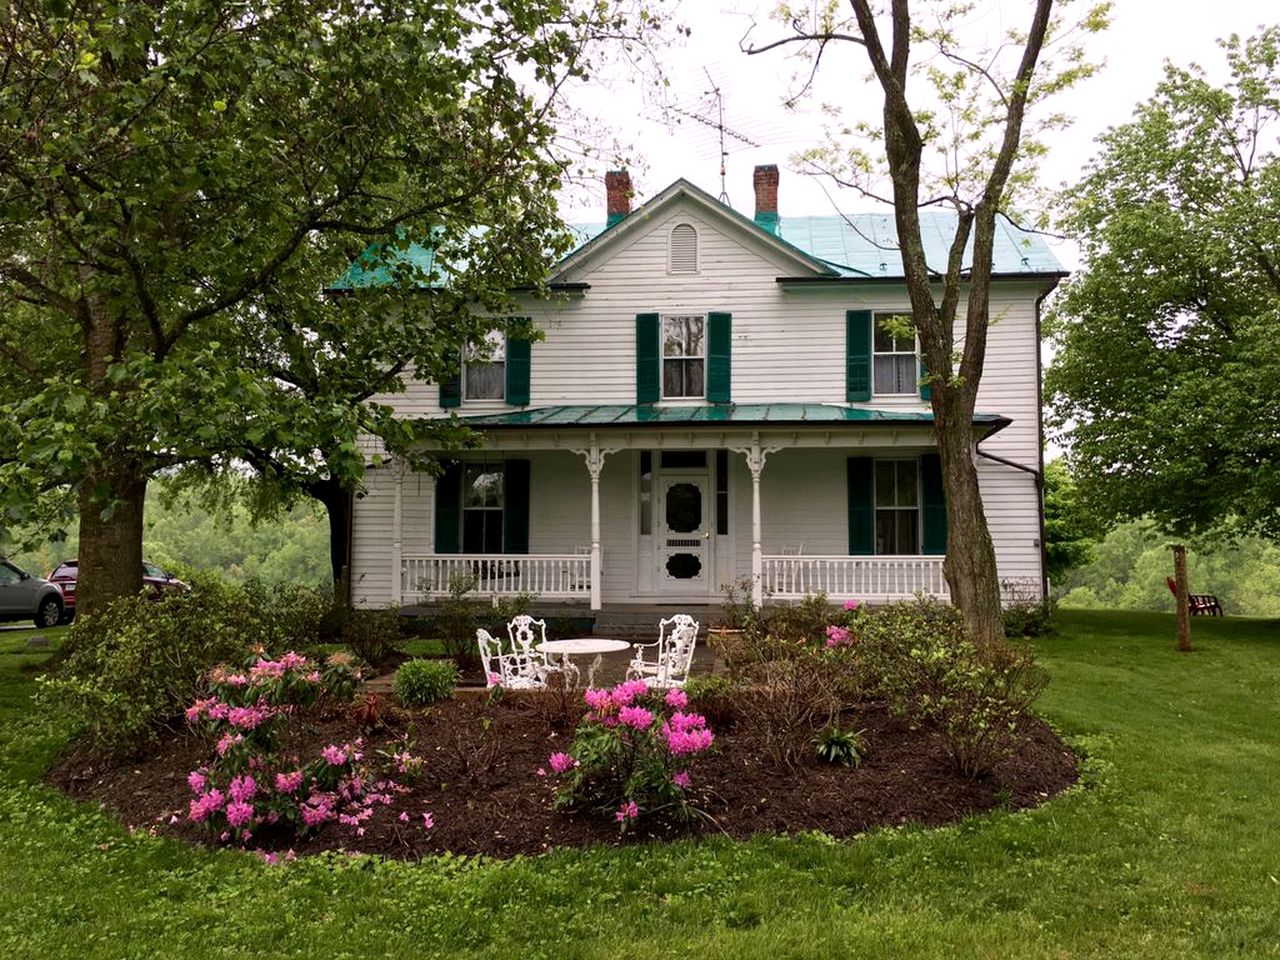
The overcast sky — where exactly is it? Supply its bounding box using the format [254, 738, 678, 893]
[561, 0, 1273, 271]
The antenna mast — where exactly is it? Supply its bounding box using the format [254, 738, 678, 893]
[668, 69, 760, 205]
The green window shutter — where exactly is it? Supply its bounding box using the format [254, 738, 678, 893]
[439, 357, 462, 409]
[707, 311, 732, 403]
[503, 458, 530, 554]
[921, 453, 947, 555]
[847, 457, 874, 555]
[433, 462, 461, 554]
[505, 318, 532, 406]
[846, 310, 872, 402]
[919, 354, 931, 402]
[636, 313, 660, 404]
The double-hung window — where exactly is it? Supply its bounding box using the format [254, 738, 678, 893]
[875, 459, 920, 554]
[873, 313, 917, 396]
[462, 463, 505, 552]
[662, 315, 705, 398]
[464, 330, 505, 400]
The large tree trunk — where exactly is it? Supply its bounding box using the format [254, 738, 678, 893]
[76, 468, 146, 619]
[933, 390, 1005, 649]
[309, 478, 353, 599]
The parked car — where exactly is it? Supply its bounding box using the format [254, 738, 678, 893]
[48, 559, 189, 623]
[0, 560, 64, 628]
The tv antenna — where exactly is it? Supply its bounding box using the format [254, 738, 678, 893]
[668, 68, 761, 204]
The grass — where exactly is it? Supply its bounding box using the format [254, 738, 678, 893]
[2, 610, 1279, 958]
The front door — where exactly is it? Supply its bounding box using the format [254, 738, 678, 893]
[657, 475, 711, 594]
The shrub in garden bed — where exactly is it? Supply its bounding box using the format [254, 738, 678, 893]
[546, 680, 714, 831]
[857, 598, 1048, 777]
[394, 659, 458, 707]
[38, 572, 266, 753]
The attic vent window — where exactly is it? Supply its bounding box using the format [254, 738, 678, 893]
[668, 223, 698, 274]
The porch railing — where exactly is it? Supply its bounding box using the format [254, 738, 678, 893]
[761, 555, 949, 601]
[401, 554, 591, 602]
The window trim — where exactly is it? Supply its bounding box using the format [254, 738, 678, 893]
[660, 313, 706, 400]
[462, 329, 507, 402]
[871, 311, 919, 398]
[873, 457, 923, 556]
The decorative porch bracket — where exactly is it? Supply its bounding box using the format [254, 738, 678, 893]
[570, 435, 622, 611]
[729, 434, 782, 605]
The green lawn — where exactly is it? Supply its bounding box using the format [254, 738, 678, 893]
[2, 610, 1279, 958]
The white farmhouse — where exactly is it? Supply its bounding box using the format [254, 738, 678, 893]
[341, 167, 1062, 613]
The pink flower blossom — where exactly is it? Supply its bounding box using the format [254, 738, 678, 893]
[321, 744, 348, 766]
[228, 704, 273, 730]
[215, 732, 244, 756]
[618, 705, 654, 730]
[228, 775, 257, 804]
[398, 812, 410, 823]
[672, 770, 692, 789]
[225, 801, 255, 828]
[664, 688, 688, 709]
[188, 789, 225, 822]
[486, 672, 503, 688]
[187, 770, 207, 794]
[422, 810, 435, 830]
[825, 625, 851, 648]
[843, 599, 860, 611]
[275, 770, 304, 794]
[548, 752, 576, 774]
[662, 712, 714, 755]
[583, 688, 611, 712]
[257, 850, 279, 866]
[610, 679, 649, 707]
[614, 800, 638, 822]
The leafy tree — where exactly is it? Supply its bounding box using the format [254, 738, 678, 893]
[745, 0, 1108, 646]
[1047, 28, 1280, 541]
[0, 0, 671, 615]
[1042, 458, 1097, 587]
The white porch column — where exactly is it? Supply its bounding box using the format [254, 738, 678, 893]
[572, 436, 619, 611]
[391, 461, 404, 605]
[731, 434, 778, 606]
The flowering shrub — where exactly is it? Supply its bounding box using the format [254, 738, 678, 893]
[183, 651, 426, 845]
[547, 681, 713, 832]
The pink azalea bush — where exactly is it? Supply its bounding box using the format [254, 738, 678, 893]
[547, 679, 714, 833]
[184, 650, 416, 845]
[824, 599, 863, 649]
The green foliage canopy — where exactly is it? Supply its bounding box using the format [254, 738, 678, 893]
[0, 0, 672, 608]
[1047, 28, 1280, 540]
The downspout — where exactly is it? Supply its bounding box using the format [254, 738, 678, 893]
[1033, 279, 1061, 598]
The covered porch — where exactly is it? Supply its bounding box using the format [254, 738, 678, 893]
[389, 404, 1006, 611]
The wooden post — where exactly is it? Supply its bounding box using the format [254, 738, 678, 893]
[1172, 544, 1192, 652]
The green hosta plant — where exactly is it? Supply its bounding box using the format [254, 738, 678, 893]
[814, 724, 866, 767]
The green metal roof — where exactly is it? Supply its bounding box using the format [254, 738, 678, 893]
[331, 181, 1064, 290]
[449, 403, 1009, 431]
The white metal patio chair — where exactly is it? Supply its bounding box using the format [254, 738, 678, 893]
[476, 628, 545, 689]
[507, 614, 579, 687]
[627, 614, 700, 689]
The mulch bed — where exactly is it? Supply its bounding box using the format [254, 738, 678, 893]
[46, 692, 1077, 860]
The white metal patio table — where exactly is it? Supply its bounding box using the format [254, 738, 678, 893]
[536, 638, 631, 688]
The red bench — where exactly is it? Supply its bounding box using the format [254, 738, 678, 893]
[1165, 577, 1223, 617]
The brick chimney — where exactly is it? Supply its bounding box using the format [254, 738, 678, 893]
[605, 169, 632, 228]
[753, 164, 780, 234]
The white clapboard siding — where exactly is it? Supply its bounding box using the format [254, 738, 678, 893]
[348, 194, 1051, 603]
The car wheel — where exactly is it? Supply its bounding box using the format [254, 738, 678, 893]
[35, 596, 62, 629]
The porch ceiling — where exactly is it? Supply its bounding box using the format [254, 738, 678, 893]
[450, 403, 1009, 430]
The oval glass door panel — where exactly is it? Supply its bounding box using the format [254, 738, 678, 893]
[665, 482, 702, 533]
